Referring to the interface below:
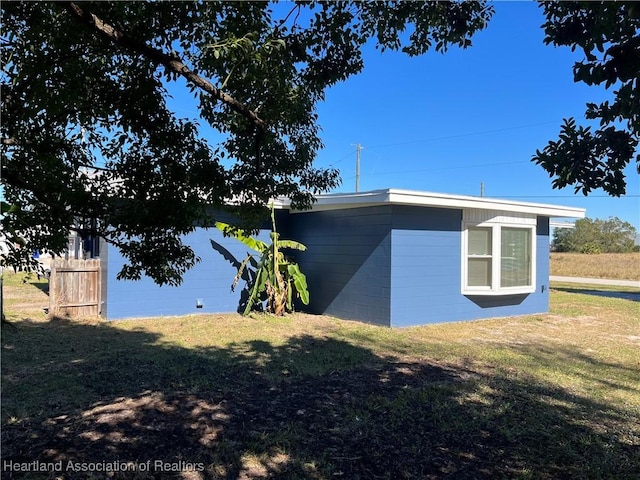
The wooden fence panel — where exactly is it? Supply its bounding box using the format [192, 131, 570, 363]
[49, 259, 101, 317]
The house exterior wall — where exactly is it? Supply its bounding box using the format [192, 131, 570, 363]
[389, 205, 463, 327]
[536, 216, 551, 311]
[104, 226, 272, 320]
[390, 208, 550, 327]
[101, 204, 552, 326]
[289, 206, 392, 326]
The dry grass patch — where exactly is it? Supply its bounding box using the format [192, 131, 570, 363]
[550, 252, 640, 280]
[2, 271, 49, 321]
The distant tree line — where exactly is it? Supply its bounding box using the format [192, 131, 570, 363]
[552, 217, 637, 253]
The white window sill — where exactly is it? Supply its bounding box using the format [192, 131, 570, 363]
[463, 287, 535, 296]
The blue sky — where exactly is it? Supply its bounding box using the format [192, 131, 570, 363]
[310, 1, 639, 230]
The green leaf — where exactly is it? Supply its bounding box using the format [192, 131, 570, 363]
[244, 265, 268, 315]
[278, 240, 307, 251]
[287, 263, 309, 305]
[215, 222, 268, 253]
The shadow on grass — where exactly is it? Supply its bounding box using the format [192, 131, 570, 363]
[29, 279, 50, 296]
[1, 317, 638, 479]
[552, 286, 640, 302]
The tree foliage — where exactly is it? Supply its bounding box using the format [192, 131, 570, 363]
[552, 217, 637, 253]
[1, 1, 493, 285]
[533, 1, 640, 196]
[8, 1, 636, 286]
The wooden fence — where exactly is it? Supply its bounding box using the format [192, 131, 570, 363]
[49, 259, 101, 317]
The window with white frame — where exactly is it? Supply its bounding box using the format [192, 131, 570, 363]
[462, 211, 536, 295]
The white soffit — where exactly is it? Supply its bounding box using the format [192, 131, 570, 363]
[289, 188, 586, 219]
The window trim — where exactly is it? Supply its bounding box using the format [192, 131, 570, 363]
[462, 220, 536, 296]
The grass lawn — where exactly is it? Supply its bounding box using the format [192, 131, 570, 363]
[1, 272, 639, 479]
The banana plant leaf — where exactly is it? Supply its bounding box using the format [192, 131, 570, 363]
[287, 264, 309, 305]
[231, 254, 256, 292]
[215, 221, 268, 253]
[243, 258, 270, 315]
[278, 240, 307, 251]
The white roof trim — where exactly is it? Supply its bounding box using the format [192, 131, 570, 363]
[550, 221, 577, 229]
[286, 188, 585, 218]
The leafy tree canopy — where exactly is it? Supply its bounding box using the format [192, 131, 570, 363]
[1, 1, 493, 285]
[533, 1, 640, 196]
[3, 1, 638, 286]
[552, 217, 637, 253]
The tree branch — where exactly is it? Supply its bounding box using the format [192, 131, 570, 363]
[61, 1, 267, 132]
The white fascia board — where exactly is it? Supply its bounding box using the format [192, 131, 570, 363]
[386, 189, 586, 218]
[550, 221, 577, 229]
[295, 190, 390, 210]
[270, 197, 291, 209]
[289, 188, 586, 219]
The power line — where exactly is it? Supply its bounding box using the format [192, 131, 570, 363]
[363, 159, 531, 176]
[364, 120, 561, 149]
[325, 148, 357, 167]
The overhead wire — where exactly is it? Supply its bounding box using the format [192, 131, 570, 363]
[331, 119, 564, 178]
[363, 120, 561, 150]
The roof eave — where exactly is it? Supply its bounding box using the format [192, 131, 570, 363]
[289, 188, 586, 219]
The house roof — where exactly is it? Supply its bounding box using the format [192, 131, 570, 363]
[281, 188, 585, 219]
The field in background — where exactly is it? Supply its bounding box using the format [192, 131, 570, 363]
[1, 272, 639, 479]
[550, 252, 640, 280]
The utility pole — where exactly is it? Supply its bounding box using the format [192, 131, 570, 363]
[480, 181, 485, 197]
[351, 143, 363, 192]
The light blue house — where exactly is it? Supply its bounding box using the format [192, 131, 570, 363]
[100, 189, 585, 327]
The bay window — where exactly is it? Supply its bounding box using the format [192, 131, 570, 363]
[462, 214, 536, 295]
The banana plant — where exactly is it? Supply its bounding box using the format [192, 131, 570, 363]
[212, 207, 309, 316]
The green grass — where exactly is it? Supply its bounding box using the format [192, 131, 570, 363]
[1, 273, 639, 479]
